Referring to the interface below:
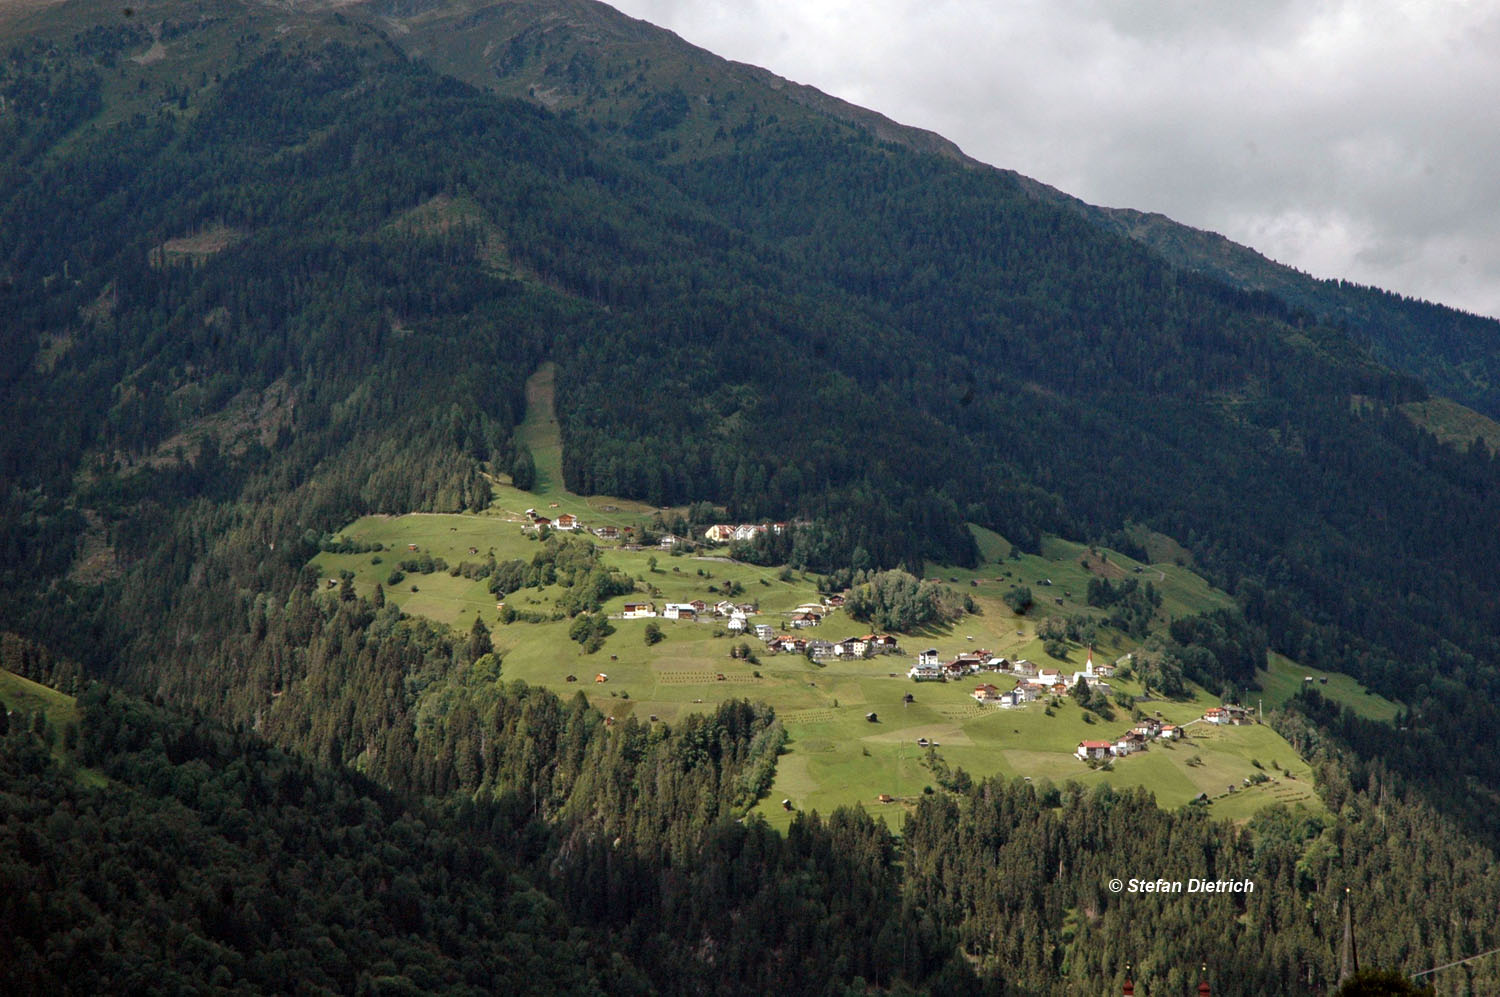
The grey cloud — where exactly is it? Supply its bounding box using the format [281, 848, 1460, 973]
[610, 0, 1500, 318]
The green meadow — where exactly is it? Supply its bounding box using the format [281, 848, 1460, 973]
[0, 668, 107, 788]
[1255, 651, 1402, 724]
[309, 365, 1328, 827]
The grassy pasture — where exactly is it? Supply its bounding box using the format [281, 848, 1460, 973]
[1255, 651, 1401, 724]
[1, 668, 107, 788]
[1399, 397, 1500, 452]
[310, 364, 1326, 827]
[314, 511, 1326, 828]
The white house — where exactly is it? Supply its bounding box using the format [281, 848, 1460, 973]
[663, 603, 698, 620]
[1035, 667, 1062, 687]
[1076, 740, 1112, 761]
[704, 524, 736, 543]
[621, 602, 657, 619]
[1007, 684, 1037, 705]
[836, 636, 871, 658]
[909, 664, 946, 682]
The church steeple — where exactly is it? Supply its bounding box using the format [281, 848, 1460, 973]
[1122, 961, 1134, 995]
[1339, 887, 1360, 984]
[1196, 963, 1211, 995]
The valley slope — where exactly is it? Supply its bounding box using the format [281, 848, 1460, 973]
[3, 0, 1500, 991]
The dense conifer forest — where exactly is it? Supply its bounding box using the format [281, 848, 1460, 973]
[6, 656, 1500, 994]
[3, 0, 1500, 991]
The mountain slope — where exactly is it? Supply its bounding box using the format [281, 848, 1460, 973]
[358, 0, 1500, 424]
[5, 2, 1500, 991]
[3, 0, 1499, 812]
[1036, 185, 1500, 421]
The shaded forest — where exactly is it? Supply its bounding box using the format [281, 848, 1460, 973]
[5, 667, 1499, 995]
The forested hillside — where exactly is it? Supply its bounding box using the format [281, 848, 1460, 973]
[2, 0, 1500, 991]
[1044, 193, 1500, 421]
[6, 663, 1499, 994]
[378, 0, 1500, 844]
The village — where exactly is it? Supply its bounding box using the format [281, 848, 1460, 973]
[517, 510, 1266, 768]
[313, 497, 1333, 830]
[522, 509, 802, 551]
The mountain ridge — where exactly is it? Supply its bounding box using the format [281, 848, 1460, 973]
[361, 0, 1500, 418]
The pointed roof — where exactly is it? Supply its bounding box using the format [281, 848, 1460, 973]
[1197, 964, 1211, 995]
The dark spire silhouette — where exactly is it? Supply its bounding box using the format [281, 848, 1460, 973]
[1339, 886, 1360, 984]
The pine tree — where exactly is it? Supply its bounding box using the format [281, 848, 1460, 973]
[468, 615, 491, 661]
[511, 445, 537, 491]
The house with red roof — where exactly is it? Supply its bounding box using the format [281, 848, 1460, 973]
[972, 683, 1002, 703]
[1076, 740, 1112, 761]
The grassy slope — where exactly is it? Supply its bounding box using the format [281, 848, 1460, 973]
[1255, 651, 1401, 724]
[1399, 397, 1500, 452]
[0, 668, 106, 787]
[310, 366, 1329, 828]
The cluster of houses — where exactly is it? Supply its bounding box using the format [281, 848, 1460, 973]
[521, 510, 687, 549]
[1203, 704, 1256, 725]
[620, 599, 757, 627]
[702, 522, 789, 543]
[523, 508, 582, 533]
[616, 590, 865, 648]
[1071, 703, 1255, 764]
[1075, 714, 1183, 763]
[761, 632, 901, 660]
[911, 646, 1117, 707]
[783, 595, 844, 628]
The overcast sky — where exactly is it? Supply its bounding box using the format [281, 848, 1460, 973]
[608, 0, 1500, 319]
